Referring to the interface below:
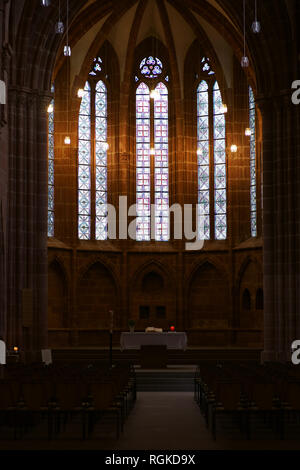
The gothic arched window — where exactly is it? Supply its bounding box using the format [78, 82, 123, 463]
[47, 95, 55, 237]
[136, 56, 169, 242]
[249, 86, 257, 237]
[78, 57, 108, 240]
[197, 57, 227, 240]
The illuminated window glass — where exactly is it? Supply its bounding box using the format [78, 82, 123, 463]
[140, 56, 163, 79]
[136, 56, 169, 243]
[213, 81, 227, 240]
[201, 57, 215, 76]
[48, 98, 55, 237]
[136, 82, 151, 241]
[249, 86, 257, 237]
[197, 80, 210, 240]
[95, 80, 108, 240]
[78, 81, 91, 240]
[154, 82, 169, 241]
[78, 56, 109, 241]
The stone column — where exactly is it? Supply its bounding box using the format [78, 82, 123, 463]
[260, 92, 300, 362]
[6, 88, 49, 357]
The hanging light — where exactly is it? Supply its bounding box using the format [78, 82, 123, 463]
[55, 0, 64, 34]
[241, 0, 249, 68]
[47, 103, 54, 113]
[241, 56, 249, 68]
[64, 0, 71, 56]
[41, 0, 51, 6]
[56, 21, 64, 34]
[252, 21, 261, 34]
[150, 89, 160, 100]
[103, 143, 109, 151]
[221, 103, 228, 113]
[245, 127, 251, 136]
[150, 148, 155, 156]
[252, 0, 261, 33]
[64, 0, 70, 148]
[64, 45, 71, 57]
[231, 144, 238, 153]
[77, 88, 84, 98]
[197, 148, 202, 157]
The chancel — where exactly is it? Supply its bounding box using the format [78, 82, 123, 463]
[0, 0, 300, 451]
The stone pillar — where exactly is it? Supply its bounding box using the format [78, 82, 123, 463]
[260, 93, 300, 362]
[6, 88, 49, 358]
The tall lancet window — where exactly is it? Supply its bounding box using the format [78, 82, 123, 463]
[197, 57, 227, 240]
[213, 82, 227, 240]
[197, 80, 210, 240]
[47, 94, 55, 237]
[136, 56, 169, 241]
[249, 86, 257, 237]
[78, 57, 108, 240]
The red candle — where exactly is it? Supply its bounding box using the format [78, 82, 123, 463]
[170, 326, 175, 332]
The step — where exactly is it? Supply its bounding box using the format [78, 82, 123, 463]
[135, 367, 196, 392]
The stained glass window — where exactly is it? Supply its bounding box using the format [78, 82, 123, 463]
[89, 57, 102, 76]
[154, 82, 169, 241]
[197, 58, 227, 241]
[78, 81, 91, 240]
[95, 80, 108, 240]
[136, 65, 169, 242]
[48, 98, 55, 237]
[197, 80, 210, 240]
[136, 82, 151, 241]
[213, 81, 227, 240]
[249, 86, 257, 237]
[201, 57, 215, 75]
[140, 56, 163, 79]
[78, 55, 109, 241]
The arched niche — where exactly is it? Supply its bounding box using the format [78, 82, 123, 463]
[48, 260, 68, 329]
[189, 262, 229, 329]
[242, 288, 251, 311]
[131, 264, 175, 330]
[256, 288, 264, 311]
[239, 260, 263, 328]
[77, 262, 118, 329]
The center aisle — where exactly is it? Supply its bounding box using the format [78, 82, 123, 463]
[111, 392, 209, 450]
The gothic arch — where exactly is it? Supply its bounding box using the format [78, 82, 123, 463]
[77, 259, 120, 329]
[187, 259, 230, 329]
[70, 40, 120, 117]
[48, 258, 68, 329]
[77, 256, 120, 288]
[236, 256, 263, 329]
[186, 256, 230, 289]
[131, 258, 175, 289]
[48, 255, 69, 284]
[130, 259, 175, 327]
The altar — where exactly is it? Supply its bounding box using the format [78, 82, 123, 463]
[120, 332, 187, 351]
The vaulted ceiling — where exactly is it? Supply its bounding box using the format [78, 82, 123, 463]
[55, 0, 239, 91]
[10, 0, 294, 95]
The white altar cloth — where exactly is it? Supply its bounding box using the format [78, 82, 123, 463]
[120, 332, 187, 351]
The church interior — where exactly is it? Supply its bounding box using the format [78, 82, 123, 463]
[0, 0, 300, 452]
